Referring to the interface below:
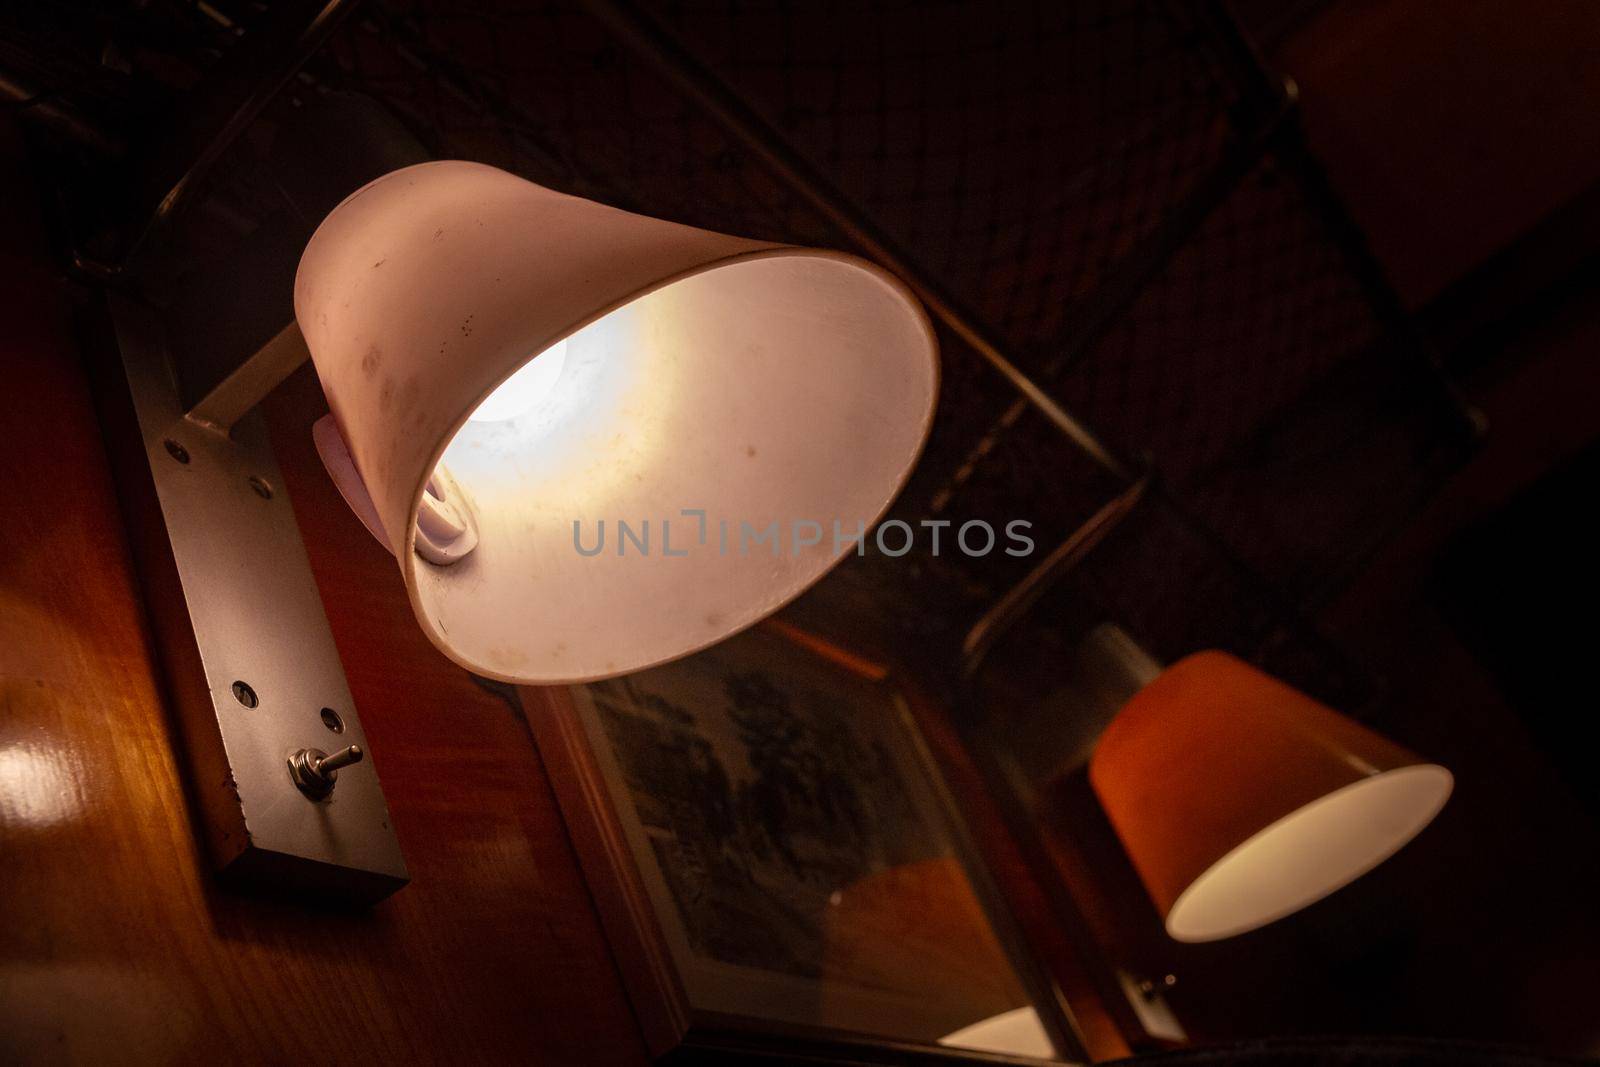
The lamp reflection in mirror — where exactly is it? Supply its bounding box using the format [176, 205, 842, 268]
[940, 1007, 1054, 1058]
[296, 161, 938, 684]
[1090, 650, 1452, 943]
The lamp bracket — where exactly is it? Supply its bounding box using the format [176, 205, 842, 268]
[97, 293, 407, 904]
[184, 320, 310, 434]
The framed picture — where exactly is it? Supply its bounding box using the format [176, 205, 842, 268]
[520, 620, 1084, 1063]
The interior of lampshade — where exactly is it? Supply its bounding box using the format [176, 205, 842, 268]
[1163, 763, 1453, 942]
[406, 251, 937, 683]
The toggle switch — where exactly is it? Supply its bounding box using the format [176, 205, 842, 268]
[288, 744, 365, 801]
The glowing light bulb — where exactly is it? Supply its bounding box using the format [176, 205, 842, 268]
[468, 340, 568, 422]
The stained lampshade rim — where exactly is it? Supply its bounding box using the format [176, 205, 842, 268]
[1163, 761, 1453, 942]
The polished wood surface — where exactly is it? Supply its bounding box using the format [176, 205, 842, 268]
[0, 125, 648, 1064]
[520, 682, 691, 1059]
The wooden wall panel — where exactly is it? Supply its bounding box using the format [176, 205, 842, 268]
[0, 122, 648, 1066]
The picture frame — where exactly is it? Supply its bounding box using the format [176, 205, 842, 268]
[519, 619, 1085, 1064]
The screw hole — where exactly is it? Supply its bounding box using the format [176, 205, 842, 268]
[231, 680, 258, 708]
[163, 439, 190, 464]
[248, 475, 274, 499]
[320, 707, 345, 734]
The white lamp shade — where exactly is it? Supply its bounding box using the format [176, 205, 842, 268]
[295, 161, 938, 683]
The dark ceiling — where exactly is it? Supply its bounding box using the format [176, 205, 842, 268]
[2, 0, 1475, 702]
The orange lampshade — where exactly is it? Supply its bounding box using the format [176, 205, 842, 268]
[1089, 651, 1451, 942]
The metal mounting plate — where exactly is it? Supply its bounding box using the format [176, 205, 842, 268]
[101, 294, 407, 903]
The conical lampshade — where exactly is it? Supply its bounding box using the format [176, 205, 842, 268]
[1089, 651, 1451, 942]
[296, 161, 938, 683]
